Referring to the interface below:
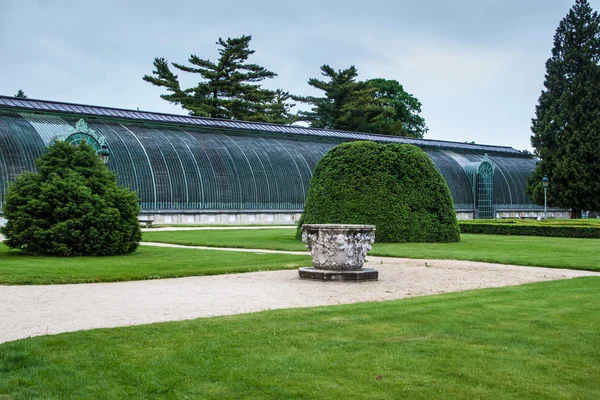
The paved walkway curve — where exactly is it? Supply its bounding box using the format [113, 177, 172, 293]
[1, 241, 599, 344]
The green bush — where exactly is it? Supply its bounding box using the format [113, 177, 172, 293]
[0, 141, 141, 256]
[459, 222, 600, 238]
[297, 141, 460, 243]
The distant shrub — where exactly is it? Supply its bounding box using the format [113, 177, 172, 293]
[0, 141, 141, 256]
[297, 141, 460, 243]
[459, 222, 600, 238]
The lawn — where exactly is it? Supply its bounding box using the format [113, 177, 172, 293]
[1, 277, 598, 399]
[142, 229, 600, 271]
[0, 243, 310, 285]
[143, 228, 306, 251]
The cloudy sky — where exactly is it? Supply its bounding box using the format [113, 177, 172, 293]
[0, 0, 593, 151]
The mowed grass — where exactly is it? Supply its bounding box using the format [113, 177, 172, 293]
[142, 229, 600, 271]
[1, 278, 599, 399]
[371, 235, 600, 271]
[143, 228, 307, 251]
[0, 243, 310, 285]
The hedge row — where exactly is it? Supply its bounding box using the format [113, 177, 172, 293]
[459, 222, 600, 238]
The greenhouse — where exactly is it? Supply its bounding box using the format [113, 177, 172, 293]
[0, 95, 567, 225]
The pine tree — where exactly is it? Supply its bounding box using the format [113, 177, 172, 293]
[295, 65, 380, 130]
[143, 35, 295, 123]
[262, 89, 297, 124]
[529, 0, 600, 217]
[14, 90, 27, 98]
[295, 66, 427, 138]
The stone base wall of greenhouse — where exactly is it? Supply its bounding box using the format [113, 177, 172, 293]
[139, 211, 303, 225]
[142, 209, 570, 226]
[0, 209, 572, 228]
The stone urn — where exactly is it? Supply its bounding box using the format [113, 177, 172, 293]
[299, 224, 378, 281]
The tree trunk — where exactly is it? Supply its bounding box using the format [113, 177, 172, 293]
[570, 209, 582, 219]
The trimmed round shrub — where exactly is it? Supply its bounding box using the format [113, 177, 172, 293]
[0, 141, 141, 256]
[297, 141, 460, 243]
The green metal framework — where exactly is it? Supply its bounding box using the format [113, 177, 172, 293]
[462, 154, 495, 218]
[0, 101, 542, 218]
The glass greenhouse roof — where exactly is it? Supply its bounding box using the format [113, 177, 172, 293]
[0, 95, 539, 216]
[0, 95, 524, 155]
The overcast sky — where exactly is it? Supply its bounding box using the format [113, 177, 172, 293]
[0, 0, 593, 151]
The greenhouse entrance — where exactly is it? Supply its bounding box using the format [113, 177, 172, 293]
[464, 154, 495, 219]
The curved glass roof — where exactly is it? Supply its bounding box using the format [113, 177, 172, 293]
[0, 100, 539, 214]
[0, 95, 524, 154]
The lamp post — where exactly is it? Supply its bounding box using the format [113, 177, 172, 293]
[542, 175, 549, 219]
[97, 144, 110, 165]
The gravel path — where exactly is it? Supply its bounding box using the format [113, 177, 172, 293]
[1, 247, 598, 344]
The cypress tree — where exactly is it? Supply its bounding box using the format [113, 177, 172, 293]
[14, 89, 27, 98]
[529, 0, 600, 217]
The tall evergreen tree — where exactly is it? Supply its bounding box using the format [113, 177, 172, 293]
[143, 35, 295, 123]
[262, 89, 297, 124]
[295, 65, 382, 131]
[529, 0, 600, 217]
[295, 66, 426, 138]
[14, 90, 27, 98]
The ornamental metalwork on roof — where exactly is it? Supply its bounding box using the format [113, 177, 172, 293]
[49, 119, 108, 151]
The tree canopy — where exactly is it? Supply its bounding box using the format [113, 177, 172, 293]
[528, 0, 600, 216]
[14, 90, 27, 98]
[294, 65, 427, 138]
[143, 35, 295, 123]
[144, 38, 427, 135]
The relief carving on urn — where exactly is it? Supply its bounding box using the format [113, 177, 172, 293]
[299, 224, 378, 281]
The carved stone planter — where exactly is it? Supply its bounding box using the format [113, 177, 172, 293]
[299, 224, 378, 281]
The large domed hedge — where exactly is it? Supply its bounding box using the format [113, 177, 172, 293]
[297, 141, 460, 243]
[1, 141, 141, 256]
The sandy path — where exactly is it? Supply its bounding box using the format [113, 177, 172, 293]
[1, 251, 598, 344]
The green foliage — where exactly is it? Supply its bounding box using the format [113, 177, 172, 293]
[529, 0, 600, 214]
[2, 279, 600, 398]
[297, 141, 460, 243]
[143, 35, 296, 124]
[459, 220, 600, 238]
[0, 244, 310, 284]
[14, 89, 27, 98]
[367, 78, 428, 138]
[0, 141, 141, 256]
[295, 65, 427, 138]
[295, 65, 380, 130]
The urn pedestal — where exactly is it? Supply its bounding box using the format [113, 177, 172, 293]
[299, 224, 378, 281]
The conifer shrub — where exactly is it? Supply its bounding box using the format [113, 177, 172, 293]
[0, 141, 141, 256]
[297, 141, 460, 243]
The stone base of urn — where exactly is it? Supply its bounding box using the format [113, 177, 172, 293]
[298, 267, 378, 282]
[299, 224, 378, 282]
